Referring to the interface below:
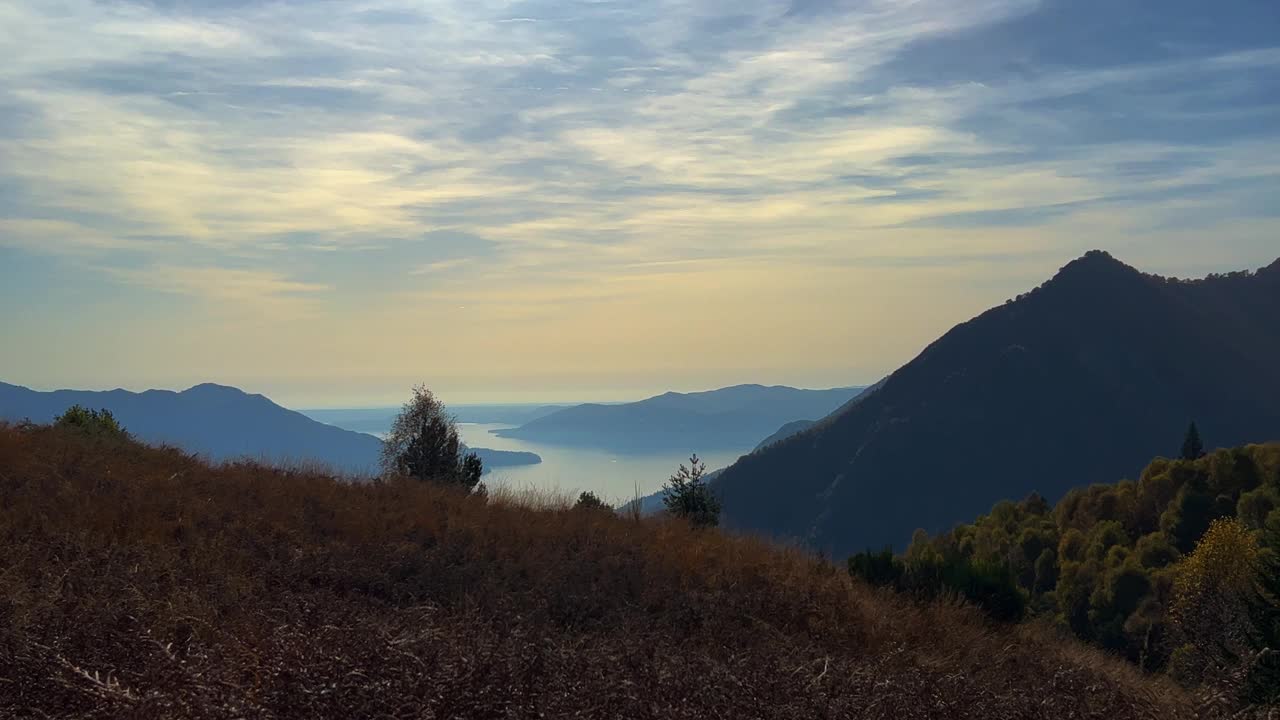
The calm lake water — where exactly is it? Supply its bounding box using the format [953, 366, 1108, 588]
[455, 423, 751, 505]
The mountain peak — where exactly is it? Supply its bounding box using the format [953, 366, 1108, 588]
[183, 383, 249, 396]
[1036, 250, 1143, 296]
[181, 383, 276, 407]
[714, 252, 1280, 557]
[1057, 249, 1133, 276]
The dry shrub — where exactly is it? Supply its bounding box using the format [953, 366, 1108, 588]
[0, 423, 1195, 719]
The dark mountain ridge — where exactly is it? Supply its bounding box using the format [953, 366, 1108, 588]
[754, 420, 817, 452]
[713, 251, 1280, 556]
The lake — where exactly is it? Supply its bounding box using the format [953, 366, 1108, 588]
[457, 423, 749, 505]
[302, 407, 757, 504]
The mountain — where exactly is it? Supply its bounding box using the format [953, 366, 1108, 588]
[713, 251, 1280, 556]
[453, 404, 573, 425]
[754, 420, 816, 452]
[304, 403, 569, 435]
[632, 390, 890, 515]
[494, 384, 868, 452]
[0, 382, 539, 474]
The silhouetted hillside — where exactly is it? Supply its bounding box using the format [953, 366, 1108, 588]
[0, 383, 539, 474]
[495, 384, 867, 451]
[714, 251, 1280, 556]
[755, 420, 816, 451]
[0, 422, 1192, 719]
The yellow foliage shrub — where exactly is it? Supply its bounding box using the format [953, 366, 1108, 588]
[1173, 518, 1258, 622]
[1170, 518, 1259, 684]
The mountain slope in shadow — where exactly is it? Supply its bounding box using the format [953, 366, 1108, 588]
[713, 251, 1280, 556]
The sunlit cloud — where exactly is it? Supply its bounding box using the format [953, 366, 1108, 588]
[105, 264, 330, 319]
[1, 0, 1278, 403]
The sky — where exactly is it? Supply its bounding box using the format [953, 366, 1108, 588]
[1, 0, 1278, 407]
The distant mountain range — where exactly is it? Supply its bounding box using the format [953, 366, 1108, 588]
[494, 384, 868, 452]
[713, 251, 1280, 557]
[0, 383, 540, 474]
[304, 404, 570, 436]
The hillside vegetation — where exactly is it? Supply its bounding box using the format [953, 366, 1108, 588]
[715, 252, 1280, 556]
[879, 442, 1280, 707]
[0, 422, 1192, 719]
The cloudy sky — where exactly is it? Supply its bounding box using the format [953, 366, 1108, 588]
[2, 0, 1277, 406]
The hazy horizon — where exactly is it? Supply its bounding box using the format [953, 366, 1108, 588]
[1, 377, 871, 411]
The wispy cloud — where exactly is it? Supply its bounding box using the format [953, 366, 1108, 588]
[2, 0, 1278, 400]
[106, 264, 329, 319]
[411, 258, 473, 276]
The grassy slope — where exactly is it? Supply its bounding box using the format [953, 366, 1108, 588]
[0, 424, 1192, 719]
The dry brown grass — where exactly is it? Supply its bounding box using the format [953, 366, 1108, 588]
[0, 423, 1197, 719]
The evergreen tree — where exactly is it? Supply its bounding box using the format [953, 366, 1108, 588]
[382, 385, 483, 491]
[1182, 422, 1206, 461]
[54, 405, 129, 438]
[460, 451, 484, 489]
[401, 412, 462, 480]
[1162, 484, 1216, 554]
[1243, 518, 1280, 705]
[848, 547, 903, 587]
[575, 490, 610, 511]
[662, 454, 720, 528]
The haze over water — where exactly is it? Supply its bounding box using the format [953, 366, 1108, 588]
[454, 423, 750, 504]
[306, 400, 755, 502]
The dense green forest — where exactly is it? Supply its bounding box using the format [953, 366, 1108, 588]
[851, 438, 1280, 698]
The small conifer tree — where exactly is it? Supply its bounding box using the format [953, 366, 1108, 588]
[575, 491, 610, 511]
[662, 454, 720, 528]
[1181, 422, 1206, 461]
